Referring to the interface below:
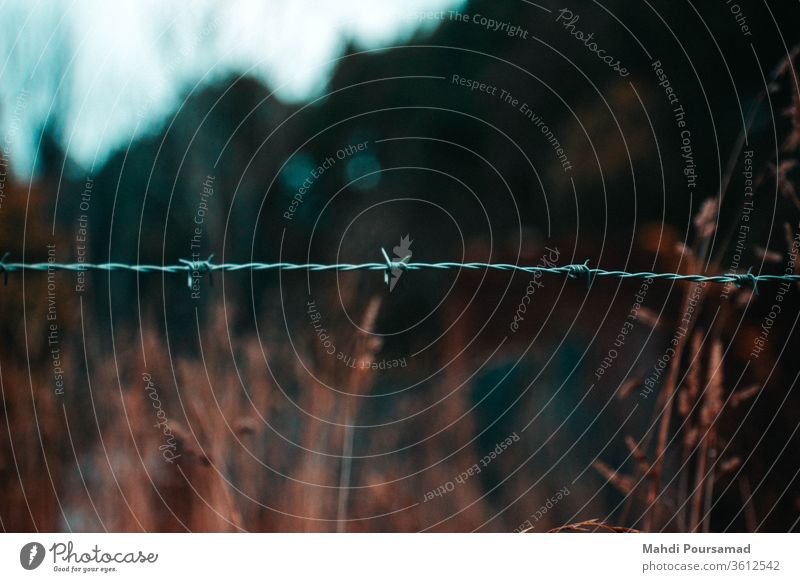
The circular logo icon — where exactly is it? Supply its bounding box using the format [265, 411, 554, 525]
[20, 542, 46, 570]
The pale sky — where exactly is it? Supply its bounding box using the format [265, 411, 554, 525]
[0, 0, 462, 175]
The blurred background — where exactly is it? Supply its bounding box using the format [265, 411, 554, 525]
[1, 0, 800, 532]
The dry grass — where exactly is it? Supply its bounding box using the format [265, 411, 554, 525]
[586, 46, 800, 533]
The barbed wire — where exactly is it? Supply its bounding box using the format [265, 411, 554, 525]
[1, 250, 797, 294]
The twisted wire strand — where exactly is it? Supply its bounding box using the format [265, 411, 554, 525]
[1, 251, 797, 293]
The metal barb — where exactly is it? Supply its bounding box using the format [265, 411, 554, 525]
[178, 254, 215, 290]
[566, 260, 592, 287]
[732, 266, 759, 295]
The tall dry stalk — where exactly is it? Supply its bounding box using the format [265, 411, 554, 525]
[336, 296, 382, 532]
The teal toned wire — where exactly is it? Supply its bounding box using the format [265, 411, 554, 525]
[1, 251, 796, 293]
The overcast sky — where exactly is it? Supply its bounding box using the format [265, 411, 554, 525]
[0, 0, 462, 176]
